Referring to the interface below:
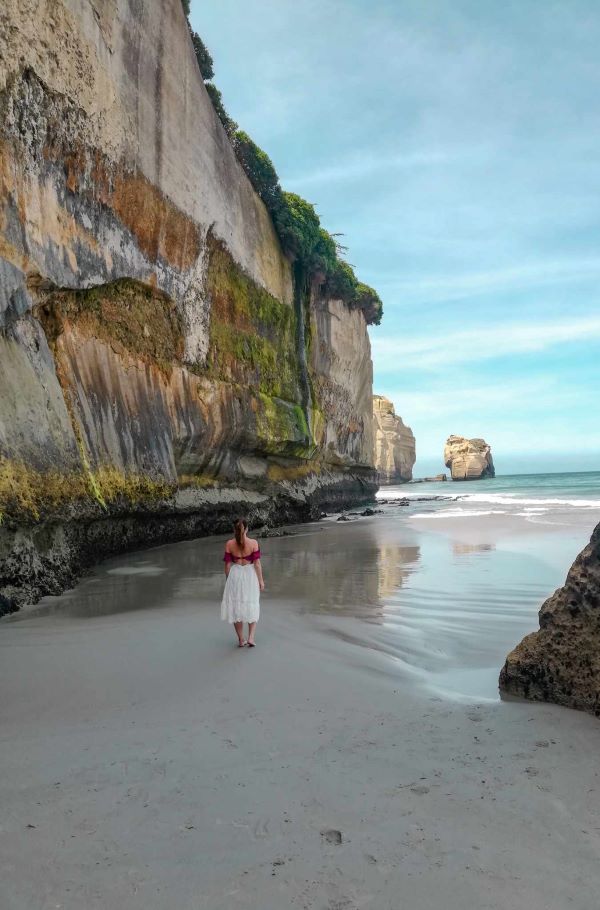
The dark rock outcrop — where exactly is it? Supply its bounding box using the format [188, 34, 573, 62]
[500, 523, 600, 716]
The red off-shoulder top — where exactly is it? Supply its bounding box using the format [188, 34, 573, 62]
[223, 548, 261, 564]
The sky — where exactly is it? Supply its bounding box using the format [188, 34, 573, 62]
[190, 0, 600, 476]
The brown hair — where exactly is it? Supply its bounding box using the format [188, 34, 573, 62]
[234, 517, 248, 548]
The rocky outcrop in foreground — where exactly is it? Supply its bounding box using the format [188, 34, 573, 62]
[500, 524, 600, 716]
[372, 396, 416, 484]
[0, 0, 376, 612]
[444, 436, 494, 481]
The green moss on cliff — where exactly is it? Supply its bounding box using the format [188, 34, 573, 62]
[0, 457, 174, 524]
[36, 279, 185, 375]
[202, 238, 321, 457]
[0, 458, 86, 522]
[205, 238, 301, 402]
[266, 459, 322, 483]
[252, 394, 314, 457]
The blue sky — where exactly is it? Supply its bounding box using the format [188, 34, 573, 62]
[190, 0, 600, 475]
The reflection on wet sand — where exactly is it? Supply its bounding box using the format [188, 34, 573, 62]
[5, 509, 588, 703]
[266, 522, 420, 621]
[452, 541, 495, 557]
[8, 519, 421, 626]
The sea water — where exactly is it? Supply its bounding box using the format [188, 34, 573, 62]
[381, 470, 600, 521]
[368, 471, 600, 698]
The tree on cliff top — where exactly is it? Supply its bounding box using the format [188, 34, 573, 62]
[180, 1, 214, 81]
[232, 132, 281, 208]
[190, 32, 214, 81]
[178, 1, 383, 325]
[204, 84, 237, 137]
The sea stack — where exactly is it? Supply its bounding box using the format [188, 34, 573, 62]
[372, 396, 416, 483]
[443, 435, 495, 481]
[500, 523, 600, 716]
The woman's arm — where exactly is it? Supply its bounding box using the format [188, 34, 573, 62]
[253, 557, 264, 591]
[224, 542, 232, 577]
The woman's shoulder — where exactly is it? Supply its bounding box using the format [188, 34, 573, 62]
[247, 537, 259, 550]
[224, 538, 235, 550]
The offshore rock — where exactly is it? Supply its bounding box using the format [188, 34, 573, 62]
[444, 436, 495, 481]
[373, 396, 416, 484]
[0, 0, 377, 608]
[500, 524, 600, 716]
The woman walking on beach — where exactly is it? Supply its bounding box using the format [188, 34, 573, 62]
[221, 518, 264, 648]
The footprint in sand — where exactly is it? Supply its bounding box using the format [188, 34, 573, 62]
[321, 828, 343, 845]
[253, 818, 270, 838]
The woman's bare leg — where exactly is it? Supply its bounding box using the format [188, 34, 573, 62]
[234, 621, 245, 645]
[247, 622, 257, 646]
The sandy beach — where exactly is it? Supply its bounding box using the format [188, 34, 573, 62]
[2, 505, 600, 909]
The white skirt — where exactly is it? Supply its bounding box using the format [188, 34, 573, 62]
[221, 564, 260, 624]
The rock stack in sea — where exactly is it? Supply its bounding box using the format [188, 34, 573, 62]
[443, 435, 495, 481]
[372, 396, 416, 484]
[500, 522, 600, 716]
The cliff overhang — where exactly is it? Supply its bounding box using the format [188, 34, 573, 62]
[0, 0, 377, 611]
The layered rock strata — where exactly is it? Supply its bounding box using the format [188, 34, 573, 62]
[0, 0, 377, 612]
[500, 524, 600, 716]
[444, 435, 495, 481]
[372, 396, 415, 484]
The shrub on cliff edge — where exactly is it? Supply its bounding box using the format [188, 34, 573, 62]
[190, 31, 214, 80]
[232, 131, 281, 208]
[205, 83, 237, 138]
[179, 1, 383, 325]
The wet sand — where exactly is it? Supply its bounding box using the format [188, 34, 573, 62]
[2, 511, 600, 909]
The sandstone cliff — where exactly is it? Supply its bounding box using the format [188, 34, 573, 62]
[372, 396, 415, 484]
[0, 0, 377, 611]
[500, 523, 600, 716]
[444, 435, 495, 481]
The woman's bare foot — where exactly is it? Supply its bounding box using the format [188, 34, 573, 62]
[247, 640, 255, 648]
[238, 640, 247, 648]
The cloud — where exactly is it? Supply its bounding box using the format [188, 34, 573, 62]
[282, 147, 479, 189]
[371, 257, 600, 306]
[372, 314, 600, 371]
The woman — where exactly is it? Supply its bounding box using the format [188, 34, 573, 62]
[221, 517, 264, 647]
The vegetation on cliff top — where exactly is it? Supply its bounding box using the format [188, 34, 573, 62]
[180, 2, 382, 326]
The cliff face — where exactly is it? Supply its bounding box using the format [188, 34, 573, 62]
[444, 435, 495, 481]
[500, 524, 600, 716]
[372, 396, 415, 484]
[0, 0, 376, 610]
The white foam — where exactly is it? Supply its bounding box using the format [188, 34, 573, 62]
[411, 508, 507, 519]
[377, 489, 600, 509]
[377, 489, 455, 502]
[461, 493, 600, 509]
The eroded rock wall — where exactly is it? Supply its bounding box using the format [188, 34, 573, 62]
[372, 396, 415, 484]
[500, 524, 600, 716]
[0, 0, 377, 610]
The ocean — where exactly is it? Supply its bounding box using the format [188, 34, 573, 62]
[368, 471, 600, 699]
[379, 470, 600, 522]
